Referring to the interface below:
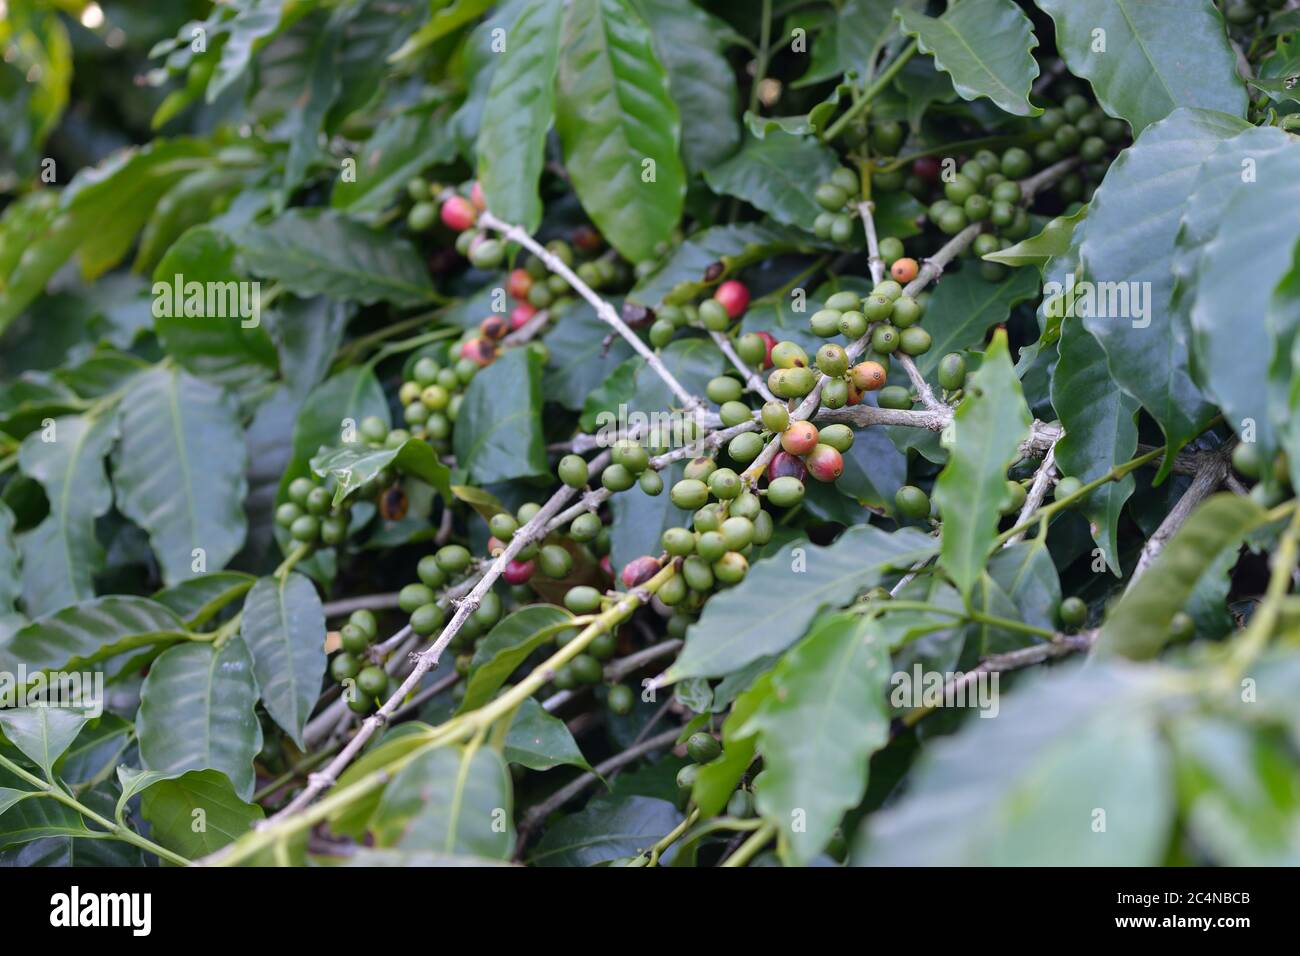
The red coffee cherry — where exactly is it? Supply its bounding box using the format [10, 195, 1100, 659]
[780, 421, 820, 456]
[806, 444, 845, 482]
[714, 280, 751, 319]
[503, 559, 536, 585]
[440, 196, 477, 231]
[470, 180, 487, 211]
[767, 450, 808, 482]
[621, 555, 662, 589]
[509, 302, 538, 331]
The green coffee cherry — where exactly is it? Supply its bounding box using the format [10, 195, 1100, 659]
[558, 454, 589, 488]
[894, 485, 930, 520]
[767, 476, 805, 508]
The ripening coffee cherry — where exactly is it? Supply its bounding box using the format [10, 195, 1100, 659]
[331, 652, 361, 682]
[698, 298, 731, 331]
[767, 475, 805, 508]
[569, 511, 602, 542]
[899, 326, 932, 356]
[714, 280, 750, 318]
[810, 308, 843, 337]
[871, 325, 900, 354]
[440, 195, 477, 231]
[728, 431, 764, 464]
[878, 237, 904, 264]
[731, 491, 761, 520]
[670, 478, 711, 510]
[819, 424, 854, 452]
[937, 353, 967, 390]
[503, 559, 536, 586]
[1058, 596, 1087, 628]
[895, 485, 931, 520]
[890, 257, 919, 283]
[564, 586, 603, 614]
[716, 401, 749, 428]
[878, 385, 912, 410]
[713, 551, 749, 585]
[706, 376, 744, 404]
[781, 421, 820, 456]
[1231, 442, 1262, 479]
[662, 527, 696, 556]
[436, 544, 473, 573]
[601, 464, 636, 492]
[850, 361, 887, 391]
[686, 732, 723, 764]
[558, 454, 589, 488]
[839, 310, 868, 339]
[707, 468, 742, 500]
[735, 332, 767, 366]
[816, 343, 849, 377]
[771, 341, 809, 369]
[761, 401, 790, 433]
[766, 451, 806, 484]
[1053, 476, 1084, 506]
[806, 444, 845, 482]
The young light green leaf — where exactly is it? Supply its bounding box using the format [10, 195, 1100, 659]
[17, 413, 118, 616]
[137, 638, 263, 801]
[1096, 494, 1265, 660]
[897, 0, 1041, 117]
[743, 613, 892, 866]
[459, 605, 575, 713]
[983, 205, 1087, 271]
[556, 0, 685, 262]
[372, 746, 514, 859]
[1033, 0, 1247, 133]
[113, 365, 249, 587]
[935, 329, 1032, 597]
[0, 708, 90, 781]
[669, 525, 937, 681]
[240, 573, 326, 748]
[139, 769, 264, 858]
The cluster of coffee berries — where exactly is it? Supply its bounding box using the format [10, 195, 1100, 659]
[812, 166, 865, 243]
[397, 356, 475, 452]
[674, 731, 754, 815]
[1033, 94, 1127, 206]
[1230, 442, 1294, 508]
[403, 175, 453, 234]
[647, 279, 751, 348]
[276, 474, 353, 551]
[767, 407, 856, 490]
[327, 610, 397, 714]
[810, 282, 931, 373]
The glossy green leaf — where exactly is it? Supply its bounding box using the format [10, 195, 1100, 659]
[935, 329, 1032, 597]
[504, 697, 593, 772]
[459, 605, 574, 713]
[55, 715, 132, 788]
[556, 0, 685, 262]
[151, 226, 278, 387]
[1033, 0, 1246, 133]
[542, 300, 636, 411]
[986, 540, 1061, 635]
[1079, 108, 1246, 475]
[1096, 494, 1265, 661]
[704, 131, 840, 231]
[983, 205, 1087, 270]
[1189, 145, 1300, 458]
[744, 613, 891, 865]
[137, 638, 263, 801]
[372, 745, 514, 859]
[691, 672, 771, 818]
[531, 795, 681, 866]
[452, 346, 547, 485]
[238, 209, 437, 307]
[332, 108, 457, 218]
[152, 572, 256, 628]
[897, 0, 1041, 117]
[311, 437, 452, 507]
[0, 596, 189, 676]
[855, 661, 1176, 865]
[0, 708, 89, 781]
[240, 573, 326, 748]
[139, 769, 264, 858]
[669, 525, 937, 680]
[112, 365, 248, 586]
[476, 0, 564, 231]
[17, 414, 118, 617]
[633, 0, 740, 174]
[1051, 315, 1139, 575]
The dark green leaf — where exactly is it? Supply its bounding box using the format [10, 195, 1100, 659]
[452, 346, 547, 485]
[531, 794, 681, 866]
[0, 596, 189, 676]
[240, 573, 326, 747]
[504, 697, 593, 772]
[332, 108, 458, 218]
[704, 131, 840, 231]
[0, 708, 89, 781]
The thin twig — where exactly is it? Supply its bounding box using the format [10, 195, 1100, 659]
[1004, 443, 1057, 547]
[1128, 450, 1230, 589]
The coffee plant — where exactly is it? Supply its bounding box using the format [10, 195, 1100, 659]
[0, 0, 1298, 869]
